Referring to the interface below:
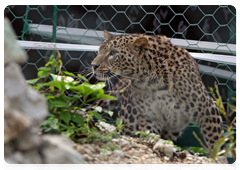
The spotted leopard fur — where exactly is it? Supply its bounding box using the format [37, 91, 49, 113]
[91, 30, 223, 156]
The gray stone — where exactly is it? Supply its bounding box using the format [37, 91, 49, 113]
[15, 127, 42, 151]
[113, 150, 125, 158]
[214, 156, 228, 164]
[4, 62, 47, 124]
[97, 122, 116, 132]
[4, 62, 27, 98]
[4, 18, 27, 65]
[4, 95, 9, 115]
[153, 139, 174, 158]
[4, 108, 32, 143]
[4, 17, 85, 164]
[5, 150, 43, 164]
[41, 135, 84, 164]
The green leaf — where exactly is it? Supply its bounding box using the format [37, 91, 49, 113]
[92, 106, 103, 113]
[65, 82, 80, 90]
[80, 108, 86, 112]
[77, 74, 88, 82]
[38, 70, 50, 78]
[45, 61, 53, 67]
[92, 111, 103, 121]
[61, 129, 75, 137]
[42, 80, 54, 87]
[26, 78, 39, 84]
[97, 94, 116, 100]
[223, 131, 235, 138]
[60, 111, 71, 125]
[211, 137, 226, 161]
[91, 82, 105, 90]
[88, 111, 103, 121]
[48, 117, 58, 129]
[39, 66, 51, 71]
[72, 95, 81, 103]
[63, 71, 76, 77]
[116, 118, 123, 126]
[49, 73, 58, 81]
[51, 100, 69, 108]
[46, 95, 55, 100]
[61, 96, 73, 102]
[71, 114, 84, 126]
[104, 110, 114, 117]
[49, 54, 55, 61]
[54, 81, 65, 92]
[70, 83, 92, 95]
[224, 143, 232, 155]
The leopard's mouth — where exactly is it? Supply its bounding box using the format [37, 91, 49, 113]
[94, 71, 116, 81]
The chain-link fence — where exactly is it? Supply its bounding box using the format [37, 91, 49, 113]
[4, 5, 236, 105]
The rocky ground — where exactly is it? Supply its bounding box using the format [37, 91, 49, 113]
[75, 134, 227, 164]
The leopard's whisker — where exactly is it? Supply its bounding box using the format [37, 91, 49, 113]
[88, 72, 95, 81]
[85, 71, 93, 77]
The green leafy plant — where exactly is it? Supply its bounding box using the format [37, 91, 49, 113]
[132, 130, 161, 140]
[209, 82, 236, 162]
[116, 118, 123, 132]
[186, 147, 208, 156]
[26, 49, 117, 143]
[103, 143, 120, 151]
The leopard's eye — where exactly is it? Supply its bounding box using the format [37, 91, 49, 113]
[109, 50, 117, 56]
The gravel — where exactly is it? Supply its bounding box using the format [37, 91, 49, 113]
[75, 135, 219, 164]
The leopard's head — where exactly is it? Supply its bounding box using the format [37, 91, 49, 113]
[91, 30, 148, 81]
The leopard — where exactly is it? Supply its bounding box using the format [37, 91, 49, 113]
[90, 30, 223, 156]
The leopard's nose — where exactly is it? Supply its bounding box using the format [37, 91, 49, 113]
[91, 63, 100, 71]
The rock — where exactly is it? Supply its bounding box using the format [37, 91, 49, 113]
[4, 18, 27, 65]
[113, 150, 125, 158]
[174, 151, 187, 161]
[5, 149, 43, 164]
[214, 156, 228, 164]
[97, 122, 116, 132]
[153, 139, 174, 158]
[4, 61, 47, 150]
[4, 95, 9, 115]
[76, 145, 86, 155]
[4, 108, 32, 143]
[4, 62, 28, 98]
[4, 17, 85, 164]
[4, 62, 47, 124]
[83, 154, 94, 162]
[93, 139, 101, 145]
[15, 127, 42, 151]
[41, 135, 84, 164]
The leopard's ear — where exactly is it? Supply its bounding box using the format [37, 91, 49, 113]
[130, 37, 148, 54]
[103, 30, 112, 39]
[132, 37, 148, 49]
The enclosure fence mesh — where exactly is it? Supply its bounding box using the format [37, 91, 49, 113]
[4, 5, 236, 104]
